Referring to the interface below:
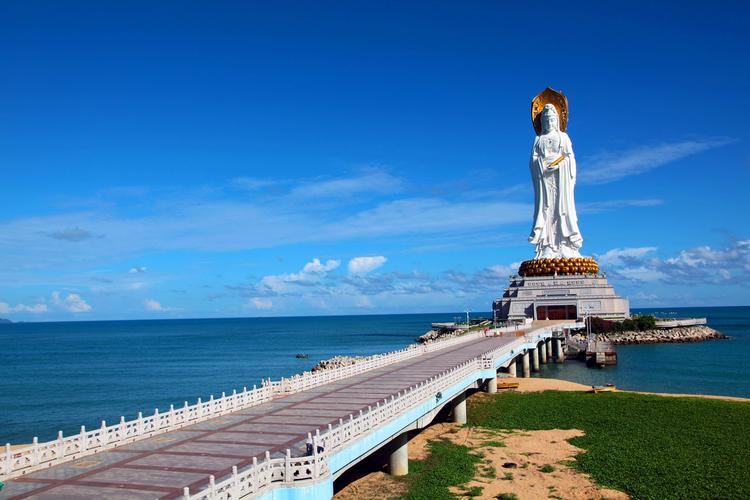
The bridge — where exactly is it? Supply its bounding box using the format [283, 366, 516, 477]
[1, 320, 579, 499]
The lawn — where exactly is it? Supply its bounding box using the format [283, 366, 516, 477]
[401, 439, 481, 499]
[468, 391, 750, 499]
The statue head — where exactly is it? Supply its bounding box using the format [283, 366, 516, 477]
[541, 104, 559, 133]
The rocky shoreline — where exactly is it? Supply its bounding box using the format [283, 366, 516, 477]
[415, 329, 460, 343]
[311, 355, 365, 372]
[582, 325, 728, 345]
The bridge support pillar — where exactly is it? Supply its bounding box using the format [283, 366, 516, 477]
[389, 432, 409, 476]
[530, 347, 540, 372]
[522, 351, 531, 378]
[486, 376, 497, 394]
[554, 338, 565, 363]
[508, 359, 517, 377]
[546, 338, 553, 360]
[452, 391, 467, 424]
[540, 342, 548, 364]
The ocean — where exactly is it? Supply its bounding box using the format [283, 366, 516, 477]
[0, 307, 748, 444]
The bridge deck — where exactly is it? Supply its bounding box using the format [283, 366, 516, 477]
[3, 335, 520, 499]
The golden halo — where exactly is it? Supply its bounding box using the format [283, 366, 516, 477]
[531, 87, 568, 135]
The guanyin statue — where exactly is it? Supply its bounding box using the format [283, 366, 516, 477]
[528, 88, 583, 259]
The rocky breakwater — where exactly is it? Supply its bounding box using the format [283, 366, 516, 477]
[592, 325, 727, 345]
[311, 355, 365, 372]
[416, 330, 459, 343]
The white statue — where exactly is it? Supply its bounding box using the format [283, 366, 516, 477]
[528, 101, 583, 259]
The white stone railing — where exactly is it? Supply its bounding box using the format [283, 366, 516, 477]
[183, 327, 553, 500]
[2, 384, 274, 480]
[1, 322, 520, 481]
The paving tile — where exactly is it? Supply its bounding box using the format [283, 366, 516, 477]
[127, 453, 241, 471]
[24, 451, 135, 481]
[202, 431, 299, 446]
[28, 484, 160, 499]
[230, 422, 328, 434]
[168, 441, 268, 457]
[117, 431, 204, 451]
[83, 466, 207, 488]
[0, 480, 53, 497]
[272, 408, 353, 417]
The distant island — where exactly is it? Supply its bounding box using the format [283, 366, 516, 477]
[0, 318, 12, 324]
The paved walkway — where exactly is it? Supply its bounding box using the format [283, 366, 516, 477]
[2, 335, 519, 499]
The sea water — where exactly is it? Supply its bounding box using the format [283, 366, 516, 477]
[0, 307, 747, 444]
[540, 306, 750, 397]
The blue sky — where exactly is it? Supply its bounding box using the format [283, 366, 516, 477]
[1, 1, 749, 321]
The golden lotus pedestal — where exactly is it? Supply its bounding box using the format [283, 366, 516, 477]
[518, 257, 599, 277]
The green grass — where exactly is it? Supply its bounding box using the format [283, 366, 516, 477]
[401, 439, 481, 499]
[468, 391, 750, 499]
[482, 440, 507, 447]
[539, 464, 556, 473]
[495, 493, 518, 500]
[464, 485, 484, 497]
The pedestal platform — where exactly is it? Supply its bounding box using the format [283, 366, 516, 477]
[493, 264, 630, 322]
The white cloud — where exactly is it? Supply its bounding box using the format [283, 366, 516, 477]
[582, 138, 733, 184]
[633, 292, 659, 302]
[596, 247, 657, 267]
[302, 258, 340, 274]
[348, 256, 387, 274]
[45, 227, 94, 242]
[259, 258, 340, 294]
[0, 179, 532, 277]
[579, 199, 663, 214]
[0, 301, 48, 314]
[52, 291, 92, 313]
[129, 266, 147, 274]
[290, 169, 403, 199]
[355, 296, 374, 308]
[16, 303, 49, 313]
[143, 299, 171, 312]
[259, 275, 289, 293]
[332, 198, 529, 239]
[601, 240, 750, 285]
[248, 297, 273, 310]
[613, 266, 668, 282]
[486, 263, 520, 278]
[231, 177, 280, 191]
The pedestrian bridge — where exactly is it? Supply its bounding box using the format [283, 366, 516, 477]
[1, 320, 579, 499]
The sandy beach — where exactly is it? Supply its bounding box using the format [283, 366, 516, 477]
[505, 376, 750, 402]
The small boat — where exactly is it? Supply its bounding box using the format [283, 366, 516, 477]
[591, 384, 616, 393]
[295, 353, 310, 359]
[498, 381, 520, 390]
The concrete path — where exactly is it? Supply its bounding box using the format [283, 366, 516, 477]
[2, 335, 519, 499]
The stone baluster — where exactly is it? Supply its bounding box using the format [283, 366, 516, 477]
[5, 443, 12, 475]
[100, 420, 107, 446]
[57, 430, 64, 458]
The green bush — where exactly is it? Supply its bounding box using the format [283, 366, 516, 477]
[589, 315, 656, 334]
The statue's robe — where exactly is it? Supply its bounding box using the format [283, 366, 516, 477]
[528, 130, 582, 259]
